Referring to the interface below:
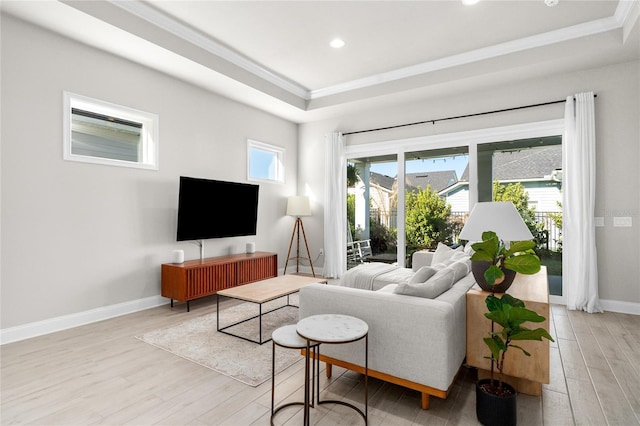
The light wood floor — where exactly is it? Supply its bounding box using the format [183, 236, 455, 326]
[1, 295, 639, 425]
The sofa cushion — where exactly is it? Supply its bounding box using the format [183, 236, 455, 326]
[409, 265, 438, 283]
[394, 257, 471, 298]
[394, 267, 455, 298]
[432, 243, 463, 266]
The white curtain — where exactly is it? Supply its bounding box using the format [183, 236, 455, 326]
[323, 132, 347, 278]
[563, 92, 602, 313]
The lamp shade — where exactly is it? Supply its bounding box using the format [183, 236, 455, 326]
[459, 201, 533, 242]
[286, 196, 311, 217]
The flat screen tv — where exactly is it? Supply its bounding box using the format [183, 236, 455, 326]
[176, 176, 259, 241]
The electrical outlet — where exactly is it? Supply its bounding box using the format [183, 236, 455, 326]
[613, 217, 632, 227]
[319, 248, 324, 256]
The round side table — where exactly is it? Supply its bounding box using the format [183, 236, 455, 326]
[270, 325, 320, 426]
[296, 314, 369, 426]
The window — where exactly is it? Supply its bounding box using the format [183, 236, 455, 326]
[247, 139, 284, 183]
[63, 92, 159, 170]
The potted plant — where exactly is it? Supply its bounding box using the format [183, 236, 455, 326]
[470, 231, 541, 293]
[476, 293, 555, 426]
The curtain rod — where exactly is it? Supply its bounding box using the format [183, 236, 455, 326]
[342, 95, 596, 136]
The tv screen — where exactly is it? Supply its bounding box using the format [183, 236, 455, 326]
[176, 176, 259, 241]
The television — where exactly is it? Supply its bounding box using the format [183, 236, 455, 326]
[176, 176, 259, 241]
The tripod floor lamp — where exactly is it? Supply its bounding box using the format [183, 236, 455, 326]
[284, 196, 315, 277]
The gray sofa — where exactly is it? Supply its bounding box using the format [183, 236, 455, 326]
[298, 247, 475, 409]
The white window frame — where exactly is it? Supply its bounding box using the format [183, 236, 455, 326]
[247, 139, 285, 184]
[63, 91, 159, 170]
[344, 119, 564, 269]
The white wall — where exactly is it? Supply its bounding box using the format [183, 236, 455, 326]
[299, 60, 640, 309]
[1, 15, 298, 330]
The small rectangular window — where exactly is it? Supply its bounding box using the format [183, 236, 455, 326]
[247, 139, 285, 183]
[63, 92, 159, 170]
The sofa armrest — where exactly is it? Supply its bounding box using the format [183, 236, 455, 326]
[298, 283, 466, 392]
[412, 250, 434, 271]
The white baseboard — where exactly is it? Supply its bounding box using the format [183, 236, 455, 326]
[0, 295, 168, 345]
[3, 285, 635, 346]
[599, 298, 640, 315]
[548, 295, 639, 315]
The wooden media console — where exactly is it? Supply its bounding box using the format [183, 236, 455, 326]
[161, 251, 277, 311]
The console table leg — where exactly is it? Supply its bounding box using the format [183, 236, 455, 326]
[170, 299, 173, 308]
[187, 301, 190, 312]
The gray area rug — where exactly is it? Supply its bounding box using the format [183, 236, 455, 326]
[136, 295, 302, 386]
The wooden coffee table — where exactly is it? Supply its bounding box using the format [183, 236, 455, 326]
[216, 274, 327, 344]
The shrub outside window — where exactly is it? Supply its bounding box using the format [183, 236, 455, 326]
[63, 92, 159, 170]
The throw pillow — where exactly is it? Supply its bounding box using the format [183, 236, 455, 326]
[463, 243, 475, 256]
[448, 259, 471, 282]
[393, 267, 455, 299]
[432, 242, 463, 266]
[409, 266, 438, 284]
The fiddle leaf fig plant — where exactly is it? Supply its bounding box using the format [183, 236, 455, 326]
[482, 293, 554, 394]
[470, 231, 541, 285]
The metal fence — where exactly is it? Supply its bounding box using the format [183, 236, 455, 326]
[371, 209, 562, 252]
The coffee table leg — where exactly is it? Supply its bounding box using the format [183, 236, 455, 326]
[259, 304, 263, 344]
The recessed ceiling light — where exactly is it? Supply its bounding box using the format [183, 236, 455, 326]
[462, 0, 480, 5]
[330, 38, 345, 49]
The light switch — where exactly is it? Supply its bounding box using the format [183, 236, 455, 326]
[594, 217, 604, 227]
[613, 217, 632, 227]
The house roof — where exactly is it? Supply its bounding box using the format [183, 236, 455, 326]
[405, 171, 458, 193]
[369, 172, 395, 192]
[460, 145, 562, 182]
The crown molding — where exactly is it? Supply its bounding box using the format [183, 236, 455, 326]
[110, 0, 310, 100]
[110, 0, 627, 103]
[310, 15, 621, 100]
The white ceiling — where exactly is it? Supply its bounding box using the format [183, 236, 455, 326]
[3, 1, 639, 123]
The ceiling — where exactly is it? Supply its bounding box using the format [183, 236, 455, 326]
[3, 1, 639, 123]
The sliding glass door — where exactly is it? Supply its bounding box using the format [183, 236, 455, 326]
[477, 136, 563, 295]
[343, 120, 564, 298]
[404, 147, 469, 267]
[347, 154, 398, 269]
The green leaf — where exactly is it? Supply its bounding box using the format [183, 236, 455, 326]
[471, 235, 500, 258]
[484, 265, 504, 285]
[509, 344, 531, 357]
[504, 240, 535, 256]
[508, 307, 546, 324]
[504, 254, 541, 274]
[500, 293, 525, 308]
[470, 251, 494, 262]
[485, 295, 502, 312]
[481, 231, 498, 241]
[483, 336, 505, 360]
[485, 308, 511, 328]
[510, 327, 554, 342]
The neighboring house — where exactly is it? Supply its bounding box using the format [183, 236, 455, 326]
[405, 171, 458, 193]
[442, 145, 563, 213]
[354, 146, 562, 233]
[350, 171, 395, 232]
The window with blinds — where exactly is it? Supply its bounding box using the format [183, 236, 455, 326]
[63, 92, 159, 170]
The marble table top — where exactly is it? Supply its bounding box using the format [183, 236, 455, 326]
[272, 324, 318, 349]
[296, 314, 368, 343]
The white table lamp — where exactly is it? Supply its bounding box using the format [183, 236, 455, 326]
[459, 201, 533, 243]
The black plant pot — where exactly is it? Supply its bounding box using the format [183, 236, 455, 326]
[476, 378, 517, 426]
[471, 261, 517, 293]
